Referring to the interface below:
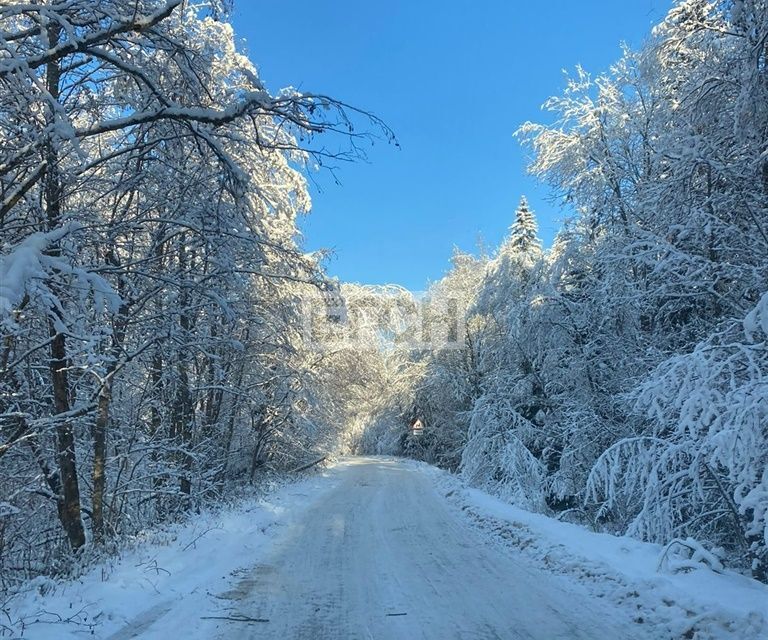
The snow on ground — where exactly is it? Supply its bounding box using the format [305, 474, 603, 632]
[1, 467, 346, 639]
[2, 457, 767, 640]
[416, 460, 768, 640]
[204, 456, 651, 639]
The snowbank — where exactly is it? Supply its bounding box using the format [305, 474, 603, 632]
[416, 461, 768, 640]
[1, 468, 343, 639]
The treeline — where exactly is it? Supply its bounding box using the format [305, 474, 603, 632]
[0, 0, 384, 590]
[361, 0, 768, 581]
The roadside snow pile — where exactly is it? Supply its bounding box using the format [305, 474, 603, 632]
[1, 469, 341, 640]
[418, 462, 768, 640]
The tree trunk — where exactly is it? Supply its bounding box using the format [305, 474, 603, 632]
[92, 246, 129, 544]
[91, 379, 110, 543]
[44, 24, 86, 552]
[172, 242, 194, 500]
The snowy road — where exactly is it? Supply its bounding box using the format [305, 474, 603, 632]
[216, 457, 647, 639]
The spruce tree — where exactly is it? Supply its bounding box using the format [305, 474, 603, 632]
[508, 196, 542, 255]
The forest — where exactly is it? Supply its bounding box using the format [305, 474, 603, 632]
[0, 0, 766, 606]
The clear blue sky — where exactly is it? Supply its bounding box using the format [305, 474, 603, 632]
[232, 1, 671, 290]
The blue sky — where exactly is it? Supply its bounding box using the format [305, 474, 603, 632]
[233, 1, 672, 290]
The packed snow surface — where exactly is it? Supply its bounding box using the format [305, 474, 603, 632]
[5, 457, 767, 639]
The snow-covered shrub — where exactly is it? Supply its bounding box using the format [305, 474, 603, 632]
[588, 293, 768, 580]
[461, 394, 547, 512]
[657, 537, 725, 575]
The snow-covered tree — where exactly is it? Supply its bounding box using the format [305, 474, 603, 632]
[458, 199, 548, 502]
[0, 0, 390, 584]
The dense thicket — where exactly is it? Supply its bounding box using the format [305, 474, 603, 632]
[361, 0, 768, 581]
[0, 0, 387, 589]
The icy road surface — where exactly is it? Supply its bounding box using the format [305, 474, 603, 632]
[218, 457, 647, 639]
